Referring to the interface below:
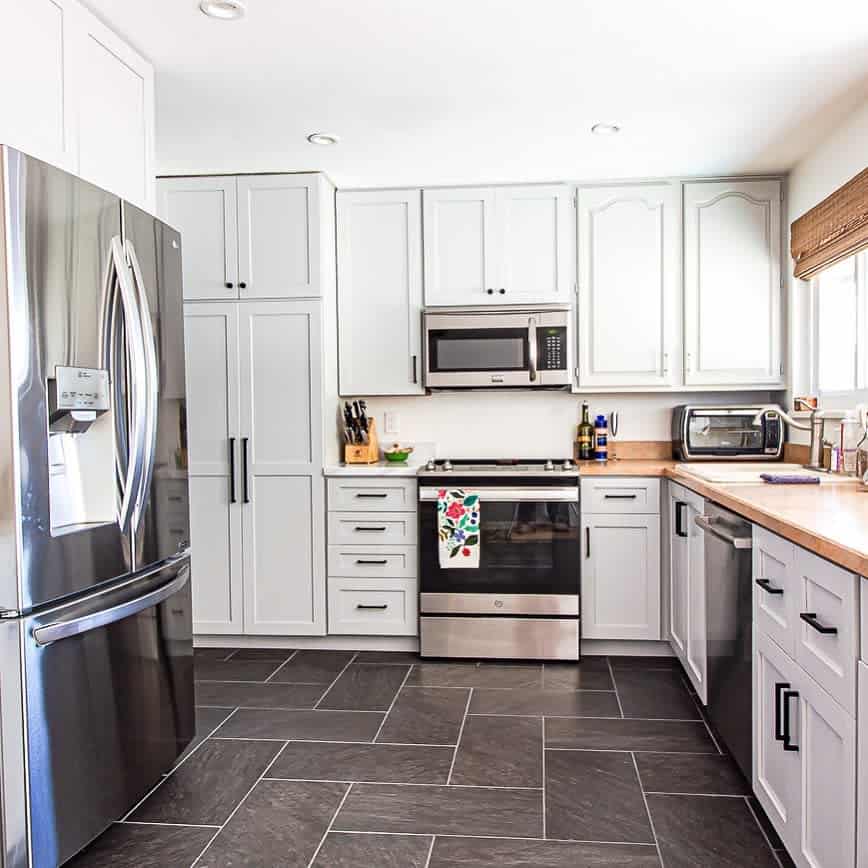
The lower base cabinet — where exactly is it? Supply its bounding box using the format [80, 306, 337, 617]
[755, 631, 857, 868]
[858, 662, 868, 868]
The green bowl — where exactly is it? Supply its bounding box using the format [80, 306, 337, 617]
[384, 449, 412, 463]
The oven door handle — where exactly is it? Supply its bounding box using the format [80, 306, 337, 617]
[419, 486, 578, 503]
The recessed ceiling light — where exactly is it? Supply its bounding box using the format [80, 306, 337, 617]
[199, 0, 246, 20]
[591, 123, 621, 136]
[307, 133, 340, 146]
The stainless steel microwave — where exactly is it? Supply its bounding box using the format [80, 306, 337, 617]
[672, 404, 785, 460]
[422, 305, 572, 389]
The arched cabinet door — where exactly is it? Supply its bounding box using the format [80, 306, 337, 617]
[577, 183, 679, 388]
[683, 179, 783, 387]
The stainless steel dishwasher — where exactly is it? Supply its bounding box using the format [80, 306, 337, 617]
[694, 502, 754, 779]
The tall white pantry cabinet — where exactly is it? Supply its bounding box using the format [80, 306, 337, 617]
[158, 173, 336, 637]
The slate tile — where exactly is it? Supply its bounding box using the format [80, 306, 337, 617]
[216, 708, 384, 742]
[406, 662, 543, 688]
[67, 823, 215, 868]
[313, 832, 432, 868]
[544, 717, 717, 752]
[196, 780, 347, 868]
[470, 687, 620, 717]
[543, 659, 614, 690]
[609, 655, 681, 671]
[354, 651, 420, 664]
[334, 783, 543, 838]
[194, 657, 284, 683]
[428, 836, 661, 867]
[450, 715, 542, 787]
[193, 647, 237, 662]
[748, 796, 785, 850]
[376, 686, 469, 745]
[267, 741, 453, 784]
[175, 707, 235, 765]
[318, 664, 410, 711]
[130, 739, 282, 825]
[545, 749, 654, 844]
[195, 681, 324, 709]
[635, 753, 749, 795]
[231, 648, 296, 661]
[612, 668, 701, 720]
[269, 650, 356, 684]
[647, 793, 779, 868]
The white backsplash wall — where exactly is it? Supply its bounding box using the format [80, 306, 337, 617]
[362, 391, 781, 459]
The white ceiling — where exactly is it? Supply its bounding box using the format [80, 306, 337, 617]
[84, 0, 868, 187]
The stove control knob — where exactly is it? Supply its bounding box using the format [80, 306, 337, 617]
[544, 460, 554, 471]
[425, 459, 436, 472]
[443, 460, 453, 472]
[562, 460, 574, 471]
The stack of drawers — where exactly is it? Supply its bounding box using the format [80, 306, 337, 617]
[753, 526, 861, 868]
[326, 477, 418, 636]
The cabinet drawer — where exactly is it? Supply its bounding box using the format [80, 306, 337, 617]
[327, 478, 417, 512]
[753, 527, 797, 658]
[327, 545, 417, 578]
[327, 512, 417, 546]
[581, 478, 660, 514]
[328, 578, 418, 636]
[861, 582, 867, 664]
[794, 547, 859, 714]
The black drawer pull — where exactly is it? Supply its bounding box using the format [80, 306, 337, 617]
[675, 501, 687, 538]
[782, 689, 799, 751]
[356, 559, 388, 565]
[356, 603, 388, 611]
[354, 526, 387, 532]
[356, 493, 388, 498]
[774, 682, 790, 741]
[756, 578, 784, 595]
[799, 612, 837, 635]
[168, 495, 183, 502]
[604, 494, 638, 500]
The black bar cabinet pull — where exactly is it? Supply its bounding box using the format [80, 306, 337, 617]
[356, 559, 388, 565]
[604, 494, 638, 500]
[774, 682, 790, 741]
[242, 437, 250, 504]
[799, 612, 837, 635]
[412, 355, 418, 384]
[782, 689, 799, 751]
[354, 526, 387, 532]
[356, 492, 388, 499]
[238, 281, 247, 289]
[675, 501, 688, 537]
[585, 527, 591, 558]
[356, 604, 388, 611]
[228, 437, 237, 504]
[756, 578, 783, 595]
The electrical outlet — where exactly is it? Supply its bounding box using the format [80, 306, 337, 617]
[384, 411, 400, 435]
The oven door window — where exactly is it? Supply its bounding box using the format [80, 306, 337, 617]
[687, 413, 764, 454]
[428, 328, 528, 373]
[420, 498, 579, 595]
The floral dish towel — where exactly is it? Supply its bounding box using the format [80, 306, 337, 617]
[437, 488, 480, 568]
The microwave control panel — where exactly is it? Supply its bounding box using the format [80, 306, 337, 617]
[538, 327, 568, 370]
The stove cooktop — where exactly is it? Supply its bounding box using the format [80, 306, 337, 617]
[417, 458, 579, 477]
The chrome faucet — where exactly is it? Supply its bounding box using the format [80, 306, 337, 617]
[753, 399, 826, 470]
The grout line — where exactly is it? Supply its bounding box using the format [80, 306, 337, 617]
[305, 782, 353, 868]
[192, 740, 291, 868]
[545, 747, 720, 754]
[314, 653, 359, 709]
[118, 820, 221, 829]
[643, 790, 750, 797]
[423, 835, 436, 868]
[263, 777, 542, 790]
[631, 751, 665, 868]
[372, 665, 413, 743]
[328, 829, 658, 845]
[263, 649, 300, 683]
[607, 657, 626, 718]
[446, 688, 473, 785]
[744, 795, 785, 860]
[541, 717, 547, 839]
[223, 649, 239, 661]
[120, 707, 241, 821]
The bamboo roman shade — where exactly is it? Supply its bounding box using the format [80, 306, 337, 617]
[791, 166, 868, 279]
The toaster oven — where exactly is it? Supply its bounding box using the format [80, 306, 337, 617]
[672, 405, 785, 461]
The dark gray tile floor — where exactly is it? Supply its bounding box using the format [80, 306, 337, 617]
[70, 650, 792, 868]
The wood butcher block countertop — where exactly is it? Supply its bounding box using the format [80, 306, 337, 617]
[579, 458, 868, 577]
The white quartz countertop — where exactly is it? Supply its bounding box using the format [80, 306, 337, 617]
[323, 460, 424, 477]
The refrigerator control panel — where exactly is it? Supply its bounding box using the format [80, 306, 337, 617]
[54, 367, 109, 411]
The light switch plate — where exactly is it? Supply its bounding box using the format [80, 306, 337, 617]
[384, 411, 399, 435]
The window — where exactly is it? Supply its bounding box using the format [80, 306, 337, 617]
[812, 250, 868, 401]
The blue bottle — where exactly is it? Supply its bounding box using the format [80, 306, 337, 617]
[594, 415, 608, 462]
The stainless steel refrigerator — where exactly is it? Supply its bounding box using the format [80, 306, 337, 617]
[0, 147, 194, 867]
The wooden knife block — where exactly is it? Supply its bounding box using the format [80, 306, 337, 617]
[345, 418, 379, 464]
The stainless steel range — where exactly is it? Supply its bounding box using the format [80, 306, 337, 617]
[417, 459, 580, 660]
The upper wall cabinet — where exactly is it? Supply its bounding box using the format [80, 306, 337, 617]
[577, 184, 679, 388]
[0, 0, 155, 211]
[683, 179, 783, 387]
[337, 189, 424, 396]
[423, 185, 571, 306]
[157, 174, 326, 301]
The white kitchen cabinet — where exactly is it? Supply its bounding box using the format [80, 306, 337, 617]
[423, 185, 571, 306]
[184, 299, 325, 637]
[337, 189, 424, 395]
[683, 179, 783, 386]
[159, 174, 327, 301]
[159, 178, 239, 301]
[668, 489, 688, 659]
[581, 513, 661, 640]
[753, 526, 797, 658]
[858, 661, 867, 868]
[577, 184, 679, 387]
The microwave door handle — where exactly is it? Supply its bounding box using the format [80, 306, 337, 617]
[528, 317, 538, 382]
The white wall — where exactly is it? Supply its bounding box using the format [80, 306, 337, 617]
[361, 391, 779, 460]
[787, 95, 868, 441]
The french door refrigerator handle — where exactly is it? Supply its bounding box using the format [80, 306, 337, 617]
[33, 554, 190, 647]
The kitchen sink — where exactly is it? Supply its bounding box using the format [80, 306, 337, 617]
[675, 462, 854, 484]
